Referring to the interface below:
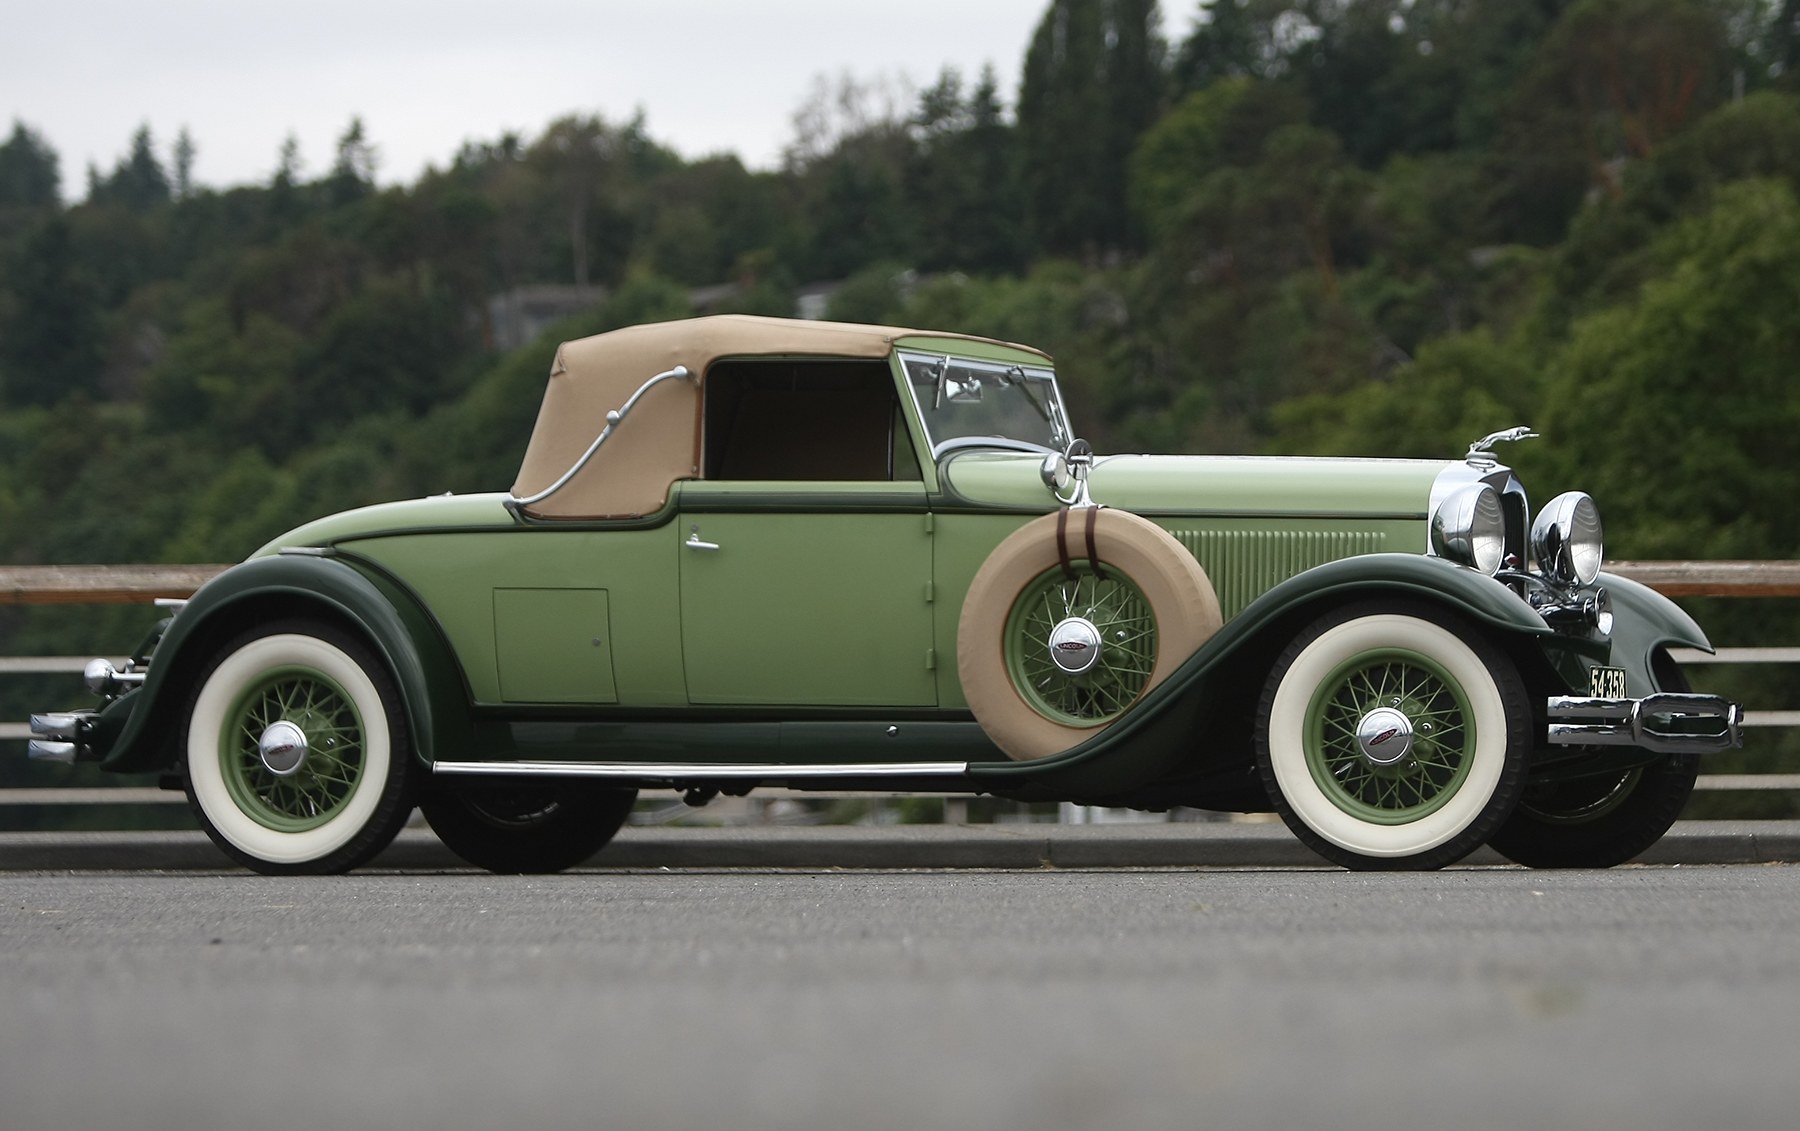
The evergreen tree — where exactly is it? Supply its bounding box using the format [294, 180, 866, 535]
[1019, 0, 1167, 259]
[0, 120, 60, 210]
[0, 217, 102, 406]
[89, 124, 170, 210]
[172, 128, 197, 200]
[328, 117, 377, 207]
[1173, 0, 1265, 92]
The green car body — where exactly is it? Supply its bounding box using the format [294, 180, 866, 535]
[29, 315, 1743, 874]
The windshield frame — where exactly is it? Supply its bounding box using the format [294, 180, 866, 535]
[897, 350, 1071, 460]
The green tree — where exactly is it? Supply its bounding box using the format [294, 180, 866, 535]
[1019, 0, 1167, 258]
[1529, 0, 1729, 196]
[1544, 178, 1800, 560]
[328, 117, 378, 207]
[0, 217, 102, 406]
[88, 124, 170, 211]
[0, 120, 60, 210]
[1172, 0, 1268, 91]
[171, 127, 197, 200]
[906, 66, 1026, 273]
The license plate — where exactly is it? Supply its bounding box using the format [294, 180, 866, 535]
[1589, 666, 1628, 698]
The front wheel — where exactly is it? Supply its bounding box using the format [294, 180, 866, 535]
[182, 620, 416, 875]
[1255, 602, 1532, 870]
[420, 784, 637, 874]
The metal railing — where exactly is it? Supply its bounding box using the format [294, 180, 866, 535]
[2, 561, 1794, 821]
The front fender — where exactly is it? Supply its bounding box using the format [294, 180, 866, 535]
[1595, 570, 1713, 692]
[971, 553, 1550, 791]
[98, 552, 471, 773]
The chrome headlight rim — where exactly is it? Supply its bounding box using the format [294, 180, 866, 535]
[1531, 491, 1604, 587]
[1430, 483, 1507, 576]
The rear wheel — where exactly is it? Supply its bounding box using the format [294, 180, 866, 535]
[1487, 650, 1700, 868]
[1255, 602, 1531, 870]
[182, 621, 416, 875]
[421, 784, 637, 873]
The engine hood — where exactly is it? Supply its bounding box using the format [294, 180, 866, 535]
[941, 452, 1451, 518]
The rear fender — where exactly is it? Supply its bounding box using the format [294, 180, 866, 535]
[98, 552, 470, 773]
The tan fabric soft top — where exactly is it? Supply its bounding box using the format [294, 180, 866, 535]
[510, 314, 1048, 519]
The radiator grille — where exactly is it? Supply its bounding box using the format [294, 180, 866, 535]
[1169, 529, 1388, 618]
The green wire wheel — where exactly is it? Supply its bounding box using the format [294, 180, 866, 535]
[1002, 564, 1158, 727]
[183, 621, 416, 874]
[218, 666, 368, 833]
[1299, 646, 1477, 825]
[1256, 602, 1531, 870]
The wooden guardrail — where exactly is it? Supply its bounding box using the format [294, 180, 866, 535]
[1, 561, 1794, 815]
[2, 561, 1797, 604]
[1, 564, 230, 605]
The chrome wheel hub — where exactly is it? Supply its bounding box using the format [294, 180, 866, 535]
[1355, 707, 1415, 767]
[1047, 616, 1103, 675]
[257, 720, 310, 777]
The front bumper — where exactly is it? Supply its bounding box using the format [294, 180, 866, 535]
[1546, 693, 1744, 755]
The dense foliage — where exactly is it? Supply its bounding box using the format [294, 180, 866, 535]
[3, 0, 1796, 812]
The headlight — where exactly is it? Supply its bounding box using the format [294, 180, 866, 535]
[1531, 491, 1604, 586]
[1430, 483, 1506, 575]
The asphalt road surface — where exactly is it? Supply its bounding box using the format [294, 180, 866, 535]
[5, 865, 1799, 1131]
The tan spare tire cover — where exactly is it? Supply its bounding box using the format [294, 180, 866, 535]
[958, 508, 1223, 761]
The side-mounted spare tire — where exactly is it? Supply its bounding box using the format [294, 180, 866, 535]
[958, 507, 1222, 761]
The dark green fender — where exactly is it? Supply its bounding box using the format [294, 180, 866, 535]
[97, 552, 472, 773]
[972, 553, 1560, 795]
[1598, 570, 1714, 691]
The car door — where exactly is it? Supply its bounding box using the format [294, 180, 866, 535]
[676, 487, 937, 706]
[676, 355, 937, 707]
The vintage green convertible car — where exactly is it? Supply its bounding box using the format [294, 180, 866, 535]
[28, 315, 1742, 873]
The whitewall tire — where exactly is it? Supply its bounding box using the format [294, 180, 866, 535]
[182, 621, 415, 874]
[1255, 602, 1530, 870]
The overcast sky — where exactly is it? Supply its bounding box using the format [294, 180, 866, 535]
[1, 0, 1150, 200]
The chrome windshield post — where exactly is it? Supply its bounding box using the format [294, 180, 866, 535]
[512, 365, 693, 508]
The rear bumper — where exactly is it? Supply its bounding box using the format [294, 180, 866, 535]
[26, 711, 97, 764]
[1546, 693, 1744, 755]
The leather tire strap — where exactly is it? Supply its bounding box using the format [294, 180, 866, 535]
[1055, 508, 1078, 582]
[1084, 506, 1108, 581]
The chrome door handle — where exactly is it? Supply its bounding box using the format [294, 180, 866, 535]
[686, 526, 720, 552]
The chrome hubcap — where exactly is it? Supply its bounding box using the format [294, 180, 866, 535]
[1047, 616, 1103, 675]
[1355, 707, 1415, 767]
[257, 720, 310, 777]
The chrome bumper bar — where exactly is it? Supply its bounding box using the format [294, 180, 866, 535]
[27, 712, 92, 764]
[1546, 693, 1744, 755]
[25, 709, 103, 763]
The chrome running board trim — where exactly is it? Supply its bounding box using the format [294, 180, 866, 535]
[430, 759, 973, 780]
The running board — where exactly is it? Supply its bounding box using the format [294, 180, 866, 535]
[430, 760, 973, 780]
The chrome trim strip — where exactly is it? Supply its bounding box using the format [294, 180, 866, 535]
[512, 365, 693, 508]
[431, 759, 972, 780]
[1545, 692, 1744, 754]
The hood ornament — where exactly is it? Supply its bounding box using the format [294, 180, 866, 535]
[1466, 425, 1537, 468]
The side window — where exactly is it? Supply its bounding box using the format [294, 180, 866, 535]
[703, 359, 921, 481]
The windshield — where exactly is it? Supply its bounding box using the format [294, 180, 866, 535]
[899, 351, 1070, 457]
